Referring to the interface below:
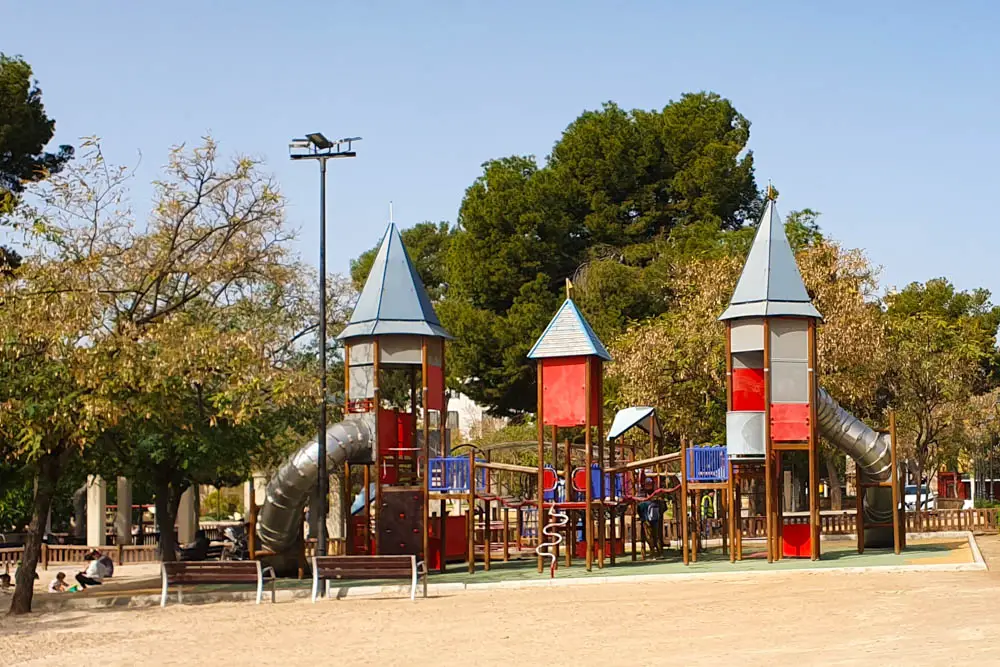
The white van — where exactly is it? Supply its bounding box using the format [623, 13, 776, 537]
[903, 485, 935, 511]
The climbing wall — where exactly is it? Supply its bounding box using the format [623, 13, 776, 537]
[378, 489, 424, 556]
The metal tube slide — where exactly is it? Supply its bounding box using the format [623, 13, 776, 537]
[816, 388, 895, 546]
[258, 416, 374, 555]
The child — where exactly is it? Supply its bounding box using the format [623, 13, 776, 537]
[48, 572, 69, 593]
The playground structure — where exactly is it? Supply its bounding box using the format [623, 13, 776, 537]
[254, 192, 906, 578]
[720, 190, 903, 561]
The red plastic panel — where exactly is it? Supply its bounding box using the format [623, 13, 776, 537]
[770, 403, 810, 441]
[427, 364, 444, 411]
[541, 357, 588, 426]
[782, 522, 811, 558]
[396, 412, 414, 451]
[732, 367, 765, 411]
[543, 468, 558, 491]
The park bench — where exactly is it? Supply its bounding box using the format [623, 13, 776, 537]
[311, 555, 427, 602]
[160, 560, 275, 608]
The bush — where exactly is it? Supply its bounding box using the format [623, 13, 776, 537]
[200, 489, 244, 520]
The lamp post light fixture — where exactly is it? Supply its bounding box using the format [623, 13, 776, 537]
[289, 132, 360, 557]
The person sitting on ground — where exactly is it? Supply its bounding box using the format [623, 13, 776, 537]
[48, 572, 69, 593]
[179, 530, 210, 561]
[74, 552, 111, 589]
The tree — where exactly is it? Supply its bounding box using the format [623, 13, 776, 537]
[441, 93, 761, 416]
[0, 54, 73, 272]
[886, 312, 986, 522]
[2, 138, 316, 612]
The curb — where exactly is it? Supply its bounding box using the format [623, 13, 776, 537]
[32, 533, 987, 612]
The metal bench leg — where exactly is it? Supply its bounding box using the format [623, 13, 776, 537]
[177, 587, 183, 605]
[312, 570, 319, 603]
[325, 580, 330, 600]
[160, 568, 168, 608]
[410, 563, 417, 601]
[256, 576, 263, 605]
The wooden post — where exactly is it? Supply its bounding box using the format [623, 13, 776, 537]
[807, 318, 820, 560]
[597, 363, 605, 569]
[609, 435, 617, 566]
[439, 499, 447, 573]
[856, 471, 864, 555]
[763, 318, 774, 562]
[343, 462, 352, 555]
[421, 339, 430, 569]
[584, 356, 594, 572]
[551, 426, 559, 563]
[484, 496, 491, 571]
[890, 410, 901, 555]
[503, 506, 510, 562]
[536, 361, 545, 573]
[680, 437, 689, 565]
[248, 501, 258, 560]
[631, 444, 637, 561]
[468, 451, 476, 573]
[439, 341, 449, 566]
[373, 338, 382, 555]
[565, 438, 572, 568]
[363, 465, 371, 554]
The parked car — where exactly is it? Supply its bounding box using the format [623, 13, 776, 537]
[903, 485, 935, 511]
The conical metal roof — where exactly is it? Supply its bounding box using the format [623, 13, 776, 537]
[719, 199, 822, 321]
[527, 299, 612, 361]
[338, 223, 452, 340]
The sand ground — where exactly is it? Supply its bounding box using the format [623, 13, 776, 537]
[2, 538, 998, 667]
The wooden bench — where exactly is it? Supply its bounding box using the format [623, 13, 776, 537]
[160, 561, 275, 608]
[311, 555, 426, 602]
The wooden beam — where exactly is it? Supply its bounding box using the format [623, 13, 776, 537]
[536, 362, 545, 573]
[605, 452, 680, 475]
[680, 436, 689, 565]
[763, 318, 773, 563]
[585, 356, 593, 572]
[421, 338, 430, 570]
[890, 410, 901, 555]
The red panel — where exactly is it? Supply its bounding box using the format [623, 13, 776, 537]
[732, 367, 765, 411]
[542, 469, 558, 492]
[427, 364, 444, 411]
[378, 408, 399, 484]
[782, 522, 811, 558]
[770, 403, 810, 441]
[427, 515, 468, 569]
[541, 357, 588, 427]
[396, 412, 414, 451]
[590, 360, 603, 426]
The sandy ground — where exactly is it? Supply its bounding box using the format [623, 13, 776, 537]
[2, 540, 999, 667]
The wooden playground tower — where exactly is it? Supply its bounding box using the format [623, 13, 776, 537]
[337, 222, 450, 565]
[528, 282, 612, 572]
[719, 189, 903, 561]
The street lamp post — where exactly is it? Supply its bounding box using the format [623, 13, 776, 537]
[289, 133, 360, 556]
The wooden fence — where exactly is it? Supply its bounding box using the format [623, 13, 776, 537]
[0, 544, 161, 570]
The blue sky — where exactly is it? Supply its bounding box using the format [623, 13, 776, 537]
[3, 1, 998, 296]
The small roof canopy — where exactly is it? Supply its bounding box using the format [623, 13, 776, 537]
[527, 299, 612, 361]
[608, 406, 661, 441]
[338, 223, 452, 340]
[719, 198, 822, 321]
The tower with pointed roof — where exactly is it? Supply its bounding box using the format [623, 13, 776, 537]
[528, 289, 612, 573]
[721, 191, 822, 563]
[338, 221, 451, 564]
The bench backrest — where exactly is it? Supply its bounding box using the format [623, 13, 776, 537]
[313, 555, 415, 578]
[163, 560, 260, 584]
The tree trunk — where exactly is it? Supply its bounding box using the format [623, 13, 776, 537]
[915, 462, 924, 532]
[72, 483, 87, 540]
[9, 452, 63, 615]
[824, 454, 843, 511]
[154, 478, 185, 563]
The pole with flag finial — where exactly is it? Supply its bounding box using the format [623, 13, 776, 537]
[566, 278, 574, 299]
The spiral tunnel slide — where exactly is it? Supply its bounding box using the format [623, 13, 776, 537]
[257, 416, 374, 557]
[816, 388, 896, 547]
